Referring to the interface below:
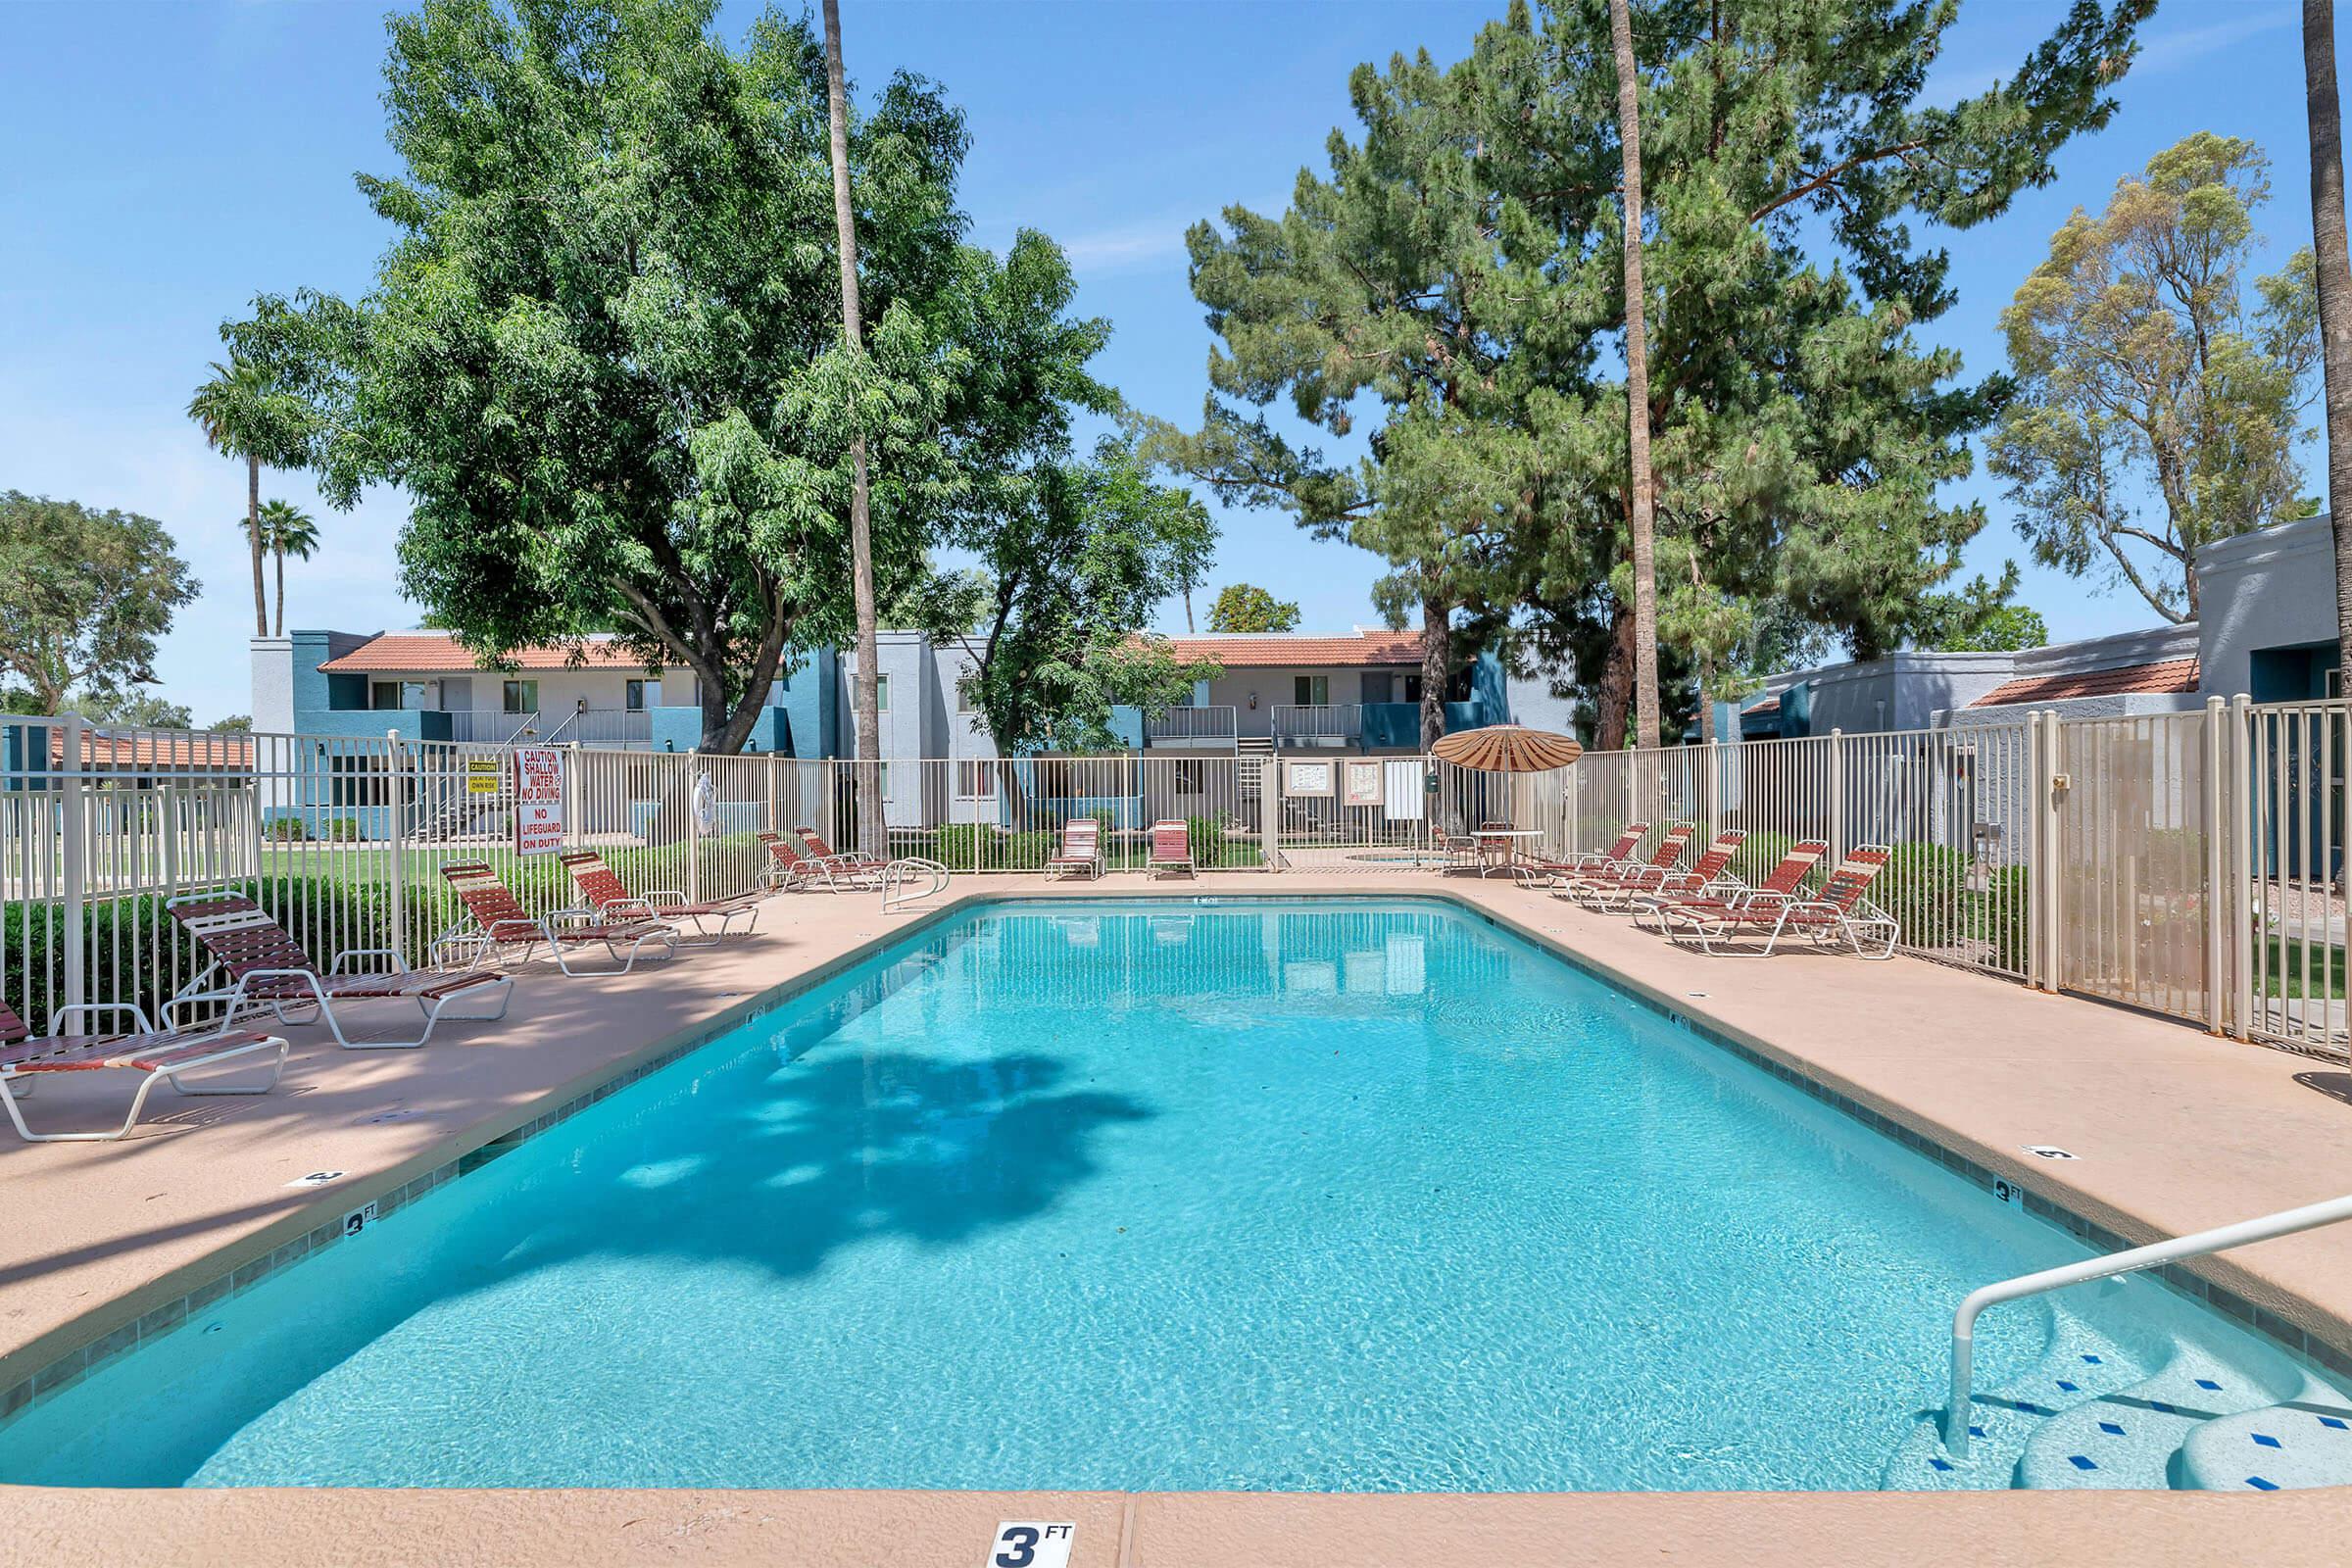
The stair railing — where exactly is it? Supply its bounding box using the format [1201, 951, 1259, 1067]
[1946, 1190, 2352, 1458]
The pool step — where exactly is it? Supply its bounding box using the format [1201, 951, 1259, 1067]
[2178, 1380, 2352, 1492]
[2013, 1348, 2274, 1489]
[1878, 1327, 2147, 1491]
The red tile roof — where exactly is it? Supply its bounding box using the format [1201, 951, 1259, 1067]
[51, 730, 254, 769]
[1969, 659, 2200, 709]
[1157, 630, 1426, 668]
[318, 634, 657, 674]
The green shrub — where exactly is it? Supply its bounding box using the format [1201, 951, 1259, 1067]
[266, 815, 309, 841]
[1875, 842, 1969, 949]
[1977, 863, 2032, 973]
[1186, 814, 1264, 869]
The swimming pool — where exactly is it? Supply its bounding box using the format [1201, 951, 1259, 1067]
[1, 898, 2339, 1492]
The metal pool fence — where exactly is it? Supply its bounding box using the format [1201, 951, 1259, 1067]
[3, 696, 2348, 1057]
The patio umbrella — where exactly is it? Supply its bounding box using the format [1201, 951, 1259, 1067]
[1429, 723, 1583, 772]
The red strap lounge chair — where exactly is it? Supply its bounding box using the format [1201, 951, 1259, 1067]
[757, 830, 850, 892]
[1656, 844, 1898, 958]
[559, 850, 760, 945]
[1148, 819, 1196, 878]
[433, 862, 677, 975]
[1511, 821, 1651, 888]
[795, 827, 887, 877]
[1549, 822, 1696, 903]
[1044, 818, 1103, 881]
[1581, 828, 1746, 912]
[167, 889, 514, 1051]
[0, 1001, 287, 1144]
[1633, 839, 1828, 931]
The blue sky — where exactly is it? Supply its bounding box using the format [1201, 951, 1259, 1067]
[0, 0, 2330, 723]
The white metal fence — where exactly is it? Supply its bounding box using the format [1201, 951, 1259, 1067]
[6, 698, 2352, 1059]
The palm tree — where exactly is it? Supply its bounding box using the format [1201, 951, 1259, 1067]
[821, 0, 884, 857]
[187, 359, 273, 637]
[2306, 0, 2352, 674]
[252, 499, 320, 637]
[1610, 0, 1661, 751]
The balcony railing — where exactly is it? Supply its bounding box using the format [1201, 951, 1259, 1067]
[543, 707, 654, 748]
[1272, 704, 1361, 745]
[1143, 705, 1239, 746]
[444, 710, 541, 746]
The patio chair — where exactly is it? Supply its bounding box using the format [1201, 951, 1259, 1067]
[431, 862, 678, 975]
[166, 889, 514, 1051]
[558, 850, 760, 946]
[1579, 828, 1747, 913]
[757, 830, 854, 892]
[794, 826, 888, 877]
[1655, 844, 1899, 958]
[1430, 827, 1481, 872]
[1148, 819, 1197, 878]
[1510, 820, 1651, 887]
[0, 1001, 287, 1144]
[1546, 822, 1696, 903]
[1044, 817, 1103, 881]
[1632, 839, 1827, 932]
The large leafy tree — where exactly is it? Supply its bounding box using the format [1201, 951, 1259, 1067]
[1992, 133, 2319, 621]
[238, 0, 980, 752]
[1206, 583, 1300, 633]
[952, 441, 1217, 782]
[1152, 0, 2151, 748]
[0, 493, 199, 715]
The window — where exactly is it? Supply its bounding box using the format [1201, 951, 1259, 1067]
[624, 679, 648, 712]
[369, 680, 429, 711]
[502, 679, 539, 714]
[956, 760, 998, 799]
[1402, 673, 1423, 705]
[956, 671, 976, 713]
[1361, 672, 1393, 705]
[1294, 674, 1329, 707]
[877, 761, 892, 800]
[874, 673, 892, 713]
[1172, 759, 1202, 794]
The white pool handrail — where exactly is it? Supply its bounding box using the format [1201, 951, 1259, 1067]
[1945, 1189, 2352, 1458]
[880, 857, 950, 914]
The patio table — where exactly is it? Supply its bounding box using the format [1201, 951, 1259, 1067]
[1473, 828, 1543, 877]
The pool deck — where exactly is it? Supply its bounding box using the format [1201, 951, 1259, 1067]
[6, 870, 2352, 1564]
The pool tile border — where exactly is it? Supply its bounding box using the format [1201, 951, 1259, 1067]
[6, 885, 2352, 1439]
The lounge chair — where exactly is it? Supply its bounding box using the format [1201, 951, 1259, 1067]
[1632, 839, 1827, 932]
[1510, 821, 1650, 887]
[794, 827, 887, 877]
[166, 889, 514, 1051]
[757, 830, 853, 891]
[1148, 819, 1196, 878]
[1044, 818, 1103, 880]
[1655, 844, 1898, 958]
[559, 850, 760, 946]
[1579, 827, 1746, 913]
[432, 862, 678, 975]
[0, 1002, 287, 1143]
[1549, 822, 1696, 903]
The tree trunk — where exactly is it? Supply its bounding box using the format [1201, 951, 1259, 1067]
[1594, 607, 1636, 751]
[2308, 0, 2352, 676]
[822, 0, 884, 858]
[272, 545, 286, 639]
[1419, 593, 1450, 751]
[246, 455, 268, 638]
[1610, 0, 1662, 752]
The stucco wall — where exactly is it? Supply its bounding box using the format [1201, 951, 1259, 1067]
[2197, 513, 2337, 700]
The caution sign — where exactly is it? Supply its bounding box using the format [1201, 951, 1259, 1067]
[513, 748, 565, 856]
[465, 758, 502, 796]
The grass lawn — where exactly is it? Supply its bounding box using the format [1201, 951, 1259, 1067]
[2264, 935, 2347, 1000]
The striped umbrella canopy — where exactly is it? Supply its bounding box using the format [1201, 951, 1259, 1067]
[1429, 723, 1584, 773]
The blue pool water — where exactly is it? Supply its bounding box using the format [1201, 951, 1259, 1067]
[0, 899, 2327, 1491]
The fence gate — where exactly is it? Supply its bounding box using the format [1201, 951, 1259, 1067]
[2052, 708, 2220, 1028]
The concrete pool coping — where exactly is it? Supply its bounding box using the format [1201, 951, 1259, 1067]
[5, 872, 2352, 1563]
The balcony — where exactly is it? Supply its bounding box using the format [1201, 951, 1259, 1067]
[1272, 704, 1360, 746]
[434, 709, 654, 748]
[1143, 705, 1239, 748]
[442, 710, 543, 745]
